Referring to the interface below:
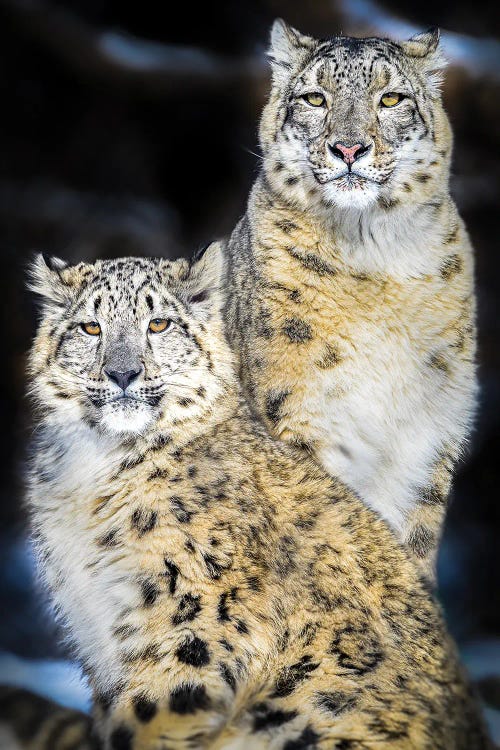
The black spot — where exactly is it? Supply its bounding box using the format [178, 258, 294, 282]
[366, 715, 409, 741]
[429, 353, 450, 374]
[247, 575, 262, 591]
[141, 579, 160, 607]
[97, 528, 119, 547]
[131, 509, 157, 536]
[190, 290, 208, 304]
[170, 496, 193, 523]
[187, 465, 198, 478]
[283, 726, 319, 749]
[252, 702, 298, 731]
[315, 691, 357, 716]
[329, 627, 384, 676]
[133, 695, 157, 723]
[274, 535, 297, 577]
[113, 624, 138, 640]
[151, 434, 172, 451]
[286, 247, 336, 276]
[147, 467, 168, 480]
[422, 485, 446, 505]
[172, 593, 202, 625]
[117, 455, 145, 475]
[407, 525, 436, 559]
[415, 173, 430, 182]
[217, 592, 231, 621]
[203, 553, 223, 579]
[445, 226, 459, 244]
[265, 390, 290, 425]
[219, 662, 236, 691]
[282, 317, 312, 343]
[145, 294, 154, 311]
[169, 684, 210, 714]
[220, 638, 234, 652]
[176, 636, 210, 667]
[54, 390, 70, 399]
[275, 219, 298, 233]
[286, 176, 299, 185]
[235, 619, 249, 634]
[440, 253, 462, 279]
[178, 397, 194, 407]
[272, 656, 319, 697]
[316, 343, 341, 369]
[378, 196, 400, 209]
[110, 725, 133, 750]
[164, 558, 179, 594]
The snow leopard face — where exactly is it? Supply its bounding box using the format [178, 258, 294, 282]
[260, 20, 451, 212]
[28, 246, 229, 438]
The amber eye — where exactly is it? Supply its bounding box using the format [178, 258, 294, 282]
[303, 92, 325, 107]
[81, 322, 101, 336]
[148, 318, 171, 334]
[381, 93, 403, 108]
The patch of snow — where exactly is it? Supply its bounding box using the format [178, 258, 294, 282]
[0, 651, 91, 713]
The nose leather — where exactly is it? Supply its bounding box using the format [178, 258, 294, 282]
[329, 141, 370, 166]
[104, 368, 141, 392]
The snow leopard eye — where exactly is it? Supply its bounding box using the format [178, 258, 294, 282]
[148, 318, 172, 334]
[380, 92, 404, 108]
[81, 321, 101, 336]
[303, 92, 325, 107]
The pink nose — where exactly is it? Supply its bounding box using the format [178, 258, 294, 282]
[329, 142, 370, 165]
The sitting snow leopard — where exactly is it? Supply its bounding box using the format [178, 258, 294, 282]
[11, 248, 489, 750]
[225, 21, 477, 574]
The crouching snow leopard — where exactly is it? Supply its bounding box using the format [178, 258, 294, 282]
[225, 21, 477, 575]
[7, 247, 489, 750]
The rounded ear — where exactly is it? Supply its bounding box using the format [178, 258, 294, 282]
[267, 18, 316, 86]
[401, 28, 446, 94]
[402, 28, 441, 58]
[182, 241, 226, 315]
[28, 253, 72, 308]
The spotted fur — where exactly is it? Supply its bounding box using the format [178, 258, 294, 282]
[224, 20, 477, 575]
[17, 250, 489, 749]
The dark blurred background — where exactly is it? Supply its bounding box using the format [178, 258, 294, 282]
[0, 0, 499, 738]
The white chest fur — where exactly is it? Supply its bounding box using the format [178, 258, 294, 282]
[299, 294, 475, 533]
[28, 424, 137, 690]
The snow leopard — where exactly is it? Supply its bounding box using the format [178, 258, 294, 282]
[8, 248, 488, 749]
[224, 21, 477, 575]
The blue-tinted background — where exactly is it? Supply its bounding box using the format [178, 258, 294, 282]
[0, 0, 498, 740]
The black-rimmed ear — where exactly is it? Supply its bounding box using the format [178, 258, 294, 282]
[28, 253, 72, 308]
[402, 28, 440, 58]
[267, 18, 316, 86]
[401, 28, 446, 93]
[190, 240, 216, 265]
[182, 241, 226, 316]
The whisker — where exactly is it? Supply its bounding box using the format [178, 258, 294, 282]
[242, 146, 264, 162]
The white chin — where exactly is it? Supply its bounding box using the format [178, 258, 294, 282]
[100, 402, 155, 435]
[322, 178, 378, 210]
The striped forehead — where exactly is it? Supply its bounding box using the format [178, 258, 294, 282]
[301, 38, 404, 90]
